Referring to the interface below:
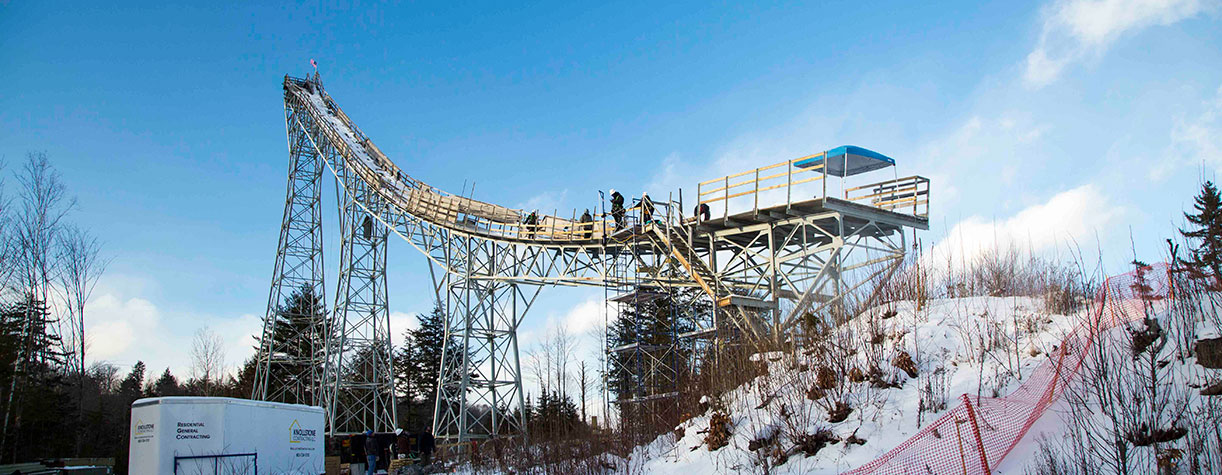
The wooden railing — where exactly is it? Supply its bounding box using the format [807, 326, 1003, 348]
[294, 78, 671, 243]
[696, 153, 827, 219]
[843, 175, 929, 218]
[695, 151, 930, 220]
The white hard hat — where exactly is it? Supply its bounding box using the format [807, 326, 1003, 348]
[395, 428, 403, 436]
[609, 188, 616, 195]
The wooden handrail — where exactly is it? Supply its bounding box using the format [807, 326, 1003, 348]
[696, 153, 825, 186]
[842, 175, 927, 193]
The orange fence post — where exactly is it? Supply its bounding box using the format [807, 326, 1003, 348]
[959, 394, 992, 475]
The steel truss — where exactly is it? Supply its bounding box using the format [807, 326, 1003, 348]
[430, 237, 538, 441]
[328, 149, 397, 434]
[259, 74, 923, 444]
[254, 104, 328, 406]
[699, 210, 908, 343]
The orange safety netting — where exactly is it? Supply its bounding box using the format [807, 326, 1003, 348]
[847, 263, 1172, 475]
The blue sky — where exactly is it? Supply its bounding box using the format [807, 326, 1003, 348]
[2, 1, 1221, 397]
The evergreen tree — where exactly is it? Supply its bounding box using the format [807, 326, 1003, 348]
[394, 329, 420, 403]
[119, 361, 146, 401]
[151, 368, 181, 397]
[0, 296, 71, 462]
[257, 286, 326, 404]
[409, 301, 454, 406]
[226, 357, 258, 398]
[1182, 180, 1222, 282]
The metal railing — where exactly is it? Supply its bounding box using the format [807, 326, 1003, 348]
[843, 175, 930, 218]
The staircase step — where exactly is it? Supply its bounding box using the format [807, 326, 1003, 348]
[679, 327, 718, 339]
[609, 289, 668, 304]
[717, 295, 777, 309]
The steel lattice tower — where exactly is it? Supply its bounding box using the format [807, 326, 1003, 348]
[327, 156, 397, 434]
[256, 75, 397, 434]
[253, 103, 328, 406]
[257, 73, 929, 444]
[430, 238, 535, 441]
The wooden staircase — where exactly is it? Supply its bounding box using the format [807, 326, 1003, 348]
[646, 224, 775, 340]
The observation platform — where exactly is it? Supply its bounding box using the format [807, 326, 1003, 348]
[687, 146, 929, 250]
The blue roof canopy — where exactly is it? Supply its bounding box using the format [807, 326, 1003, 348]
[794, 145, 895, 177]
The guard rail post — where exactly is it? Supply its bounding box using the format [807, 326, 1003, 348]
[723, 176, 729, 220]
[753, 167, 759, 214]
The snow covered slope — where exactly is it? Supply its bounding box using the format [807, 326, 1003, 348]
[630, 296, 1098, 474]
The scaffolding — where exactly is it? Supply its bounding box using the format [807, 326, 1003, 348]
[256, 73, 930, 443]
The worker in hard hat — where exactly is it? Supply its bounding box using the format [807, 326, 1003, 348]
[523, 210, 539, 239]
[363, 429, 379, 475]
[609, 189, 625, 230]
[580, 209, 593, 239]
[393, 428, 409, 460]
[641, 193, 656, 224]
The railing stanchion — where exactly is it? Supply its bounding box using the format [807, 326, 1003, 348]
[822, 163, 827, 202]
[753, 168, 759, 214]
[723, 176, 729, 220]
[786, 160, 792, 208]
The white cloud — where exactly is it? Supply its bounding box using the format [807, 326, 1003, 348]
[927, 184, 1125, 268]
[1155, 84, 1222, 179]
[86, 293, 161, 361]
[1025, 0, 1212, 87]
[913, 114, 1051, 215]
[518, 189, 572, 215]
[388, 310, 420, 342]
[521, 296, 614, 350]
[84, 277, 265, 378]
[209, 313, 263, 372]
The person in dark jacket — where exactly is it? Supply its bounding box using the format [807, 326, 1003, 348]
[418, 430, 436, 466]
[694, 202, 710, 222]
[609, 189, 625, 229]
[640, 193, 656, 224]
[363, 430, 378, 475]
[579, 209, 593, 239]
[523, 210, 539, 239]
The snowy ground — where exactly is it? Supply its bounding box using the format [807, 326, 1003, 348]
[628, 296, 1091, 474]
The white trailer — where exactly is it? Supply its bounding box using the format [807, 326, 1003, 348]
[129, 397, 324, 475]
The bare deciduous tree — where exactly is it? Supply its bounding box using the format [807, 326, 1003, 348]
[56, 225, 105, 456]
[3, 152, 75, 453]
[190, 327, 226, 396]
[56, 225, 105, 376]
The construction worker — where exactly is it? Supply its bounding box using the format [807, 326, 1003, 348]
[419, 430, 436, 466]
[695, 202, 710, 222]
[393, 428, 409, 460]
[609, 189, 625, 229]
[580, 209, 593, 239]
[641, 193, 656, 224]
[363, 430, 378, 475]
[523, 210, 539, 239]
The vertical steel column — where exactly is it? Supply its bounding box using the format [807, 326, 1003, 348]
[433, 239, 529, 443]
[327, 153, 397, 434]
[254, 103, 328, 407]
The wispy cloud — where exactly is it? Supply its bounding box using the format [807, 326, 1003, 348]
[1153, 84, 1222, 179]
[1025, 0, 1213, 87]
